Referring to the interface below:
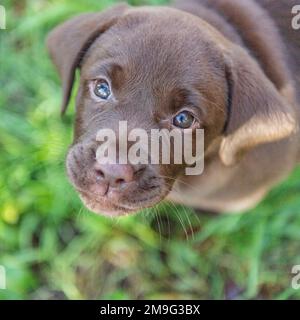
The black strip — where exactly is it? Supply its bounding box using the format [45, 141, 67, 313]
[0, 300, 298, 319]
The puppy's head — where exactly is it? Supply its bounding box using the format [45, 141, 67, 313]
[47, 4, 297, 217]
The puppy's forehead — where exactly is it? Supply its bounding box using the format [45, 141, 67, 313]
[121, 6, 230, 48]
[82, 6, 225, 84]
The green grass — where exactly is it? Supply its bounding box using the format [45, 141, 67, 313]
[1, 0, 300, 300]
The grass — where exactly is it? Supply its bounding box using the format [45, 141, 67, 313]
[0, 0, 300, 300]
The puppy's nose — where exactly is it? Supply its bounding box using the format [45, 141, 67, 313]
[94, 163, 136, 188]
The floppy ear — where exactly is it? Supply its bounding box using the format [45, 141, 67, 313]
[219, 45, 297, 166]
[46, 4, 129, 114]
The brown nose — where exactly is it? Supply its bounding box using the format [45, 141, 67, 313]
[94, 163, 136, 188]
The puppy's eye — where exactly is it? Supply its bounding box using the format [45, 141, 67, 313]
[94, 79, 111, 100]
[173, 111, 195, 128]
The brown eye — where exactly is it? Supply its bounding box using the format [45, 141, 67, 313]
[94, 79, 111, 100]
[173, 111, 195, 128]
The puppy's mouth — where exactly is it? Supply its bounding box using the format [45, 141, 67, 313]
[77, 184, 168, 217]
[66, 144, 174, 217]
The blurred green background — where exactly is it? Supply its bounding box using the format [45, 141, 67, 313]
[1, 0, 300, 300]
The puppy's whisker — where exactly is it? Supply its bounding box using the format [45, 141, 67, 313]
[153, 206, 162, 242]
[165, 198, 190, 241]
[159, 174, 205, 196]
[161, 178, 202, 227]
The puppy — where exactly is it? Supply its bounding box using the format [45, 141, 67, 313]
[47, 0, 300, 216]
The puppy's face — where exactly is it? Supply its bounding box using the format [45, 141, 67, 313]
[47, 5, 297, 217]
[67, 10, 227, 216]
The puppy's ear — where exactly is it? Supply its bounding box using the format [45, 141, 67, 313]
[46, 4, 129, 114]
[219, 45, 297, 166]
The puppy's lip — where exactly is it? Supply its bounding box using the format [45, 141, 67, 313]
[80, 194, 136, 217]
[78, 187, 166, 217]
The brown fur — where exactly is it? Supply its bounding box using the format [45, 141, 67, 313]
[47, 0, 300, 216]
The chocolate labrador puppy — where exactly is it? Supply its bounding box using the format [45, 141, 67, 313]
[47, 0, 300, 216]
